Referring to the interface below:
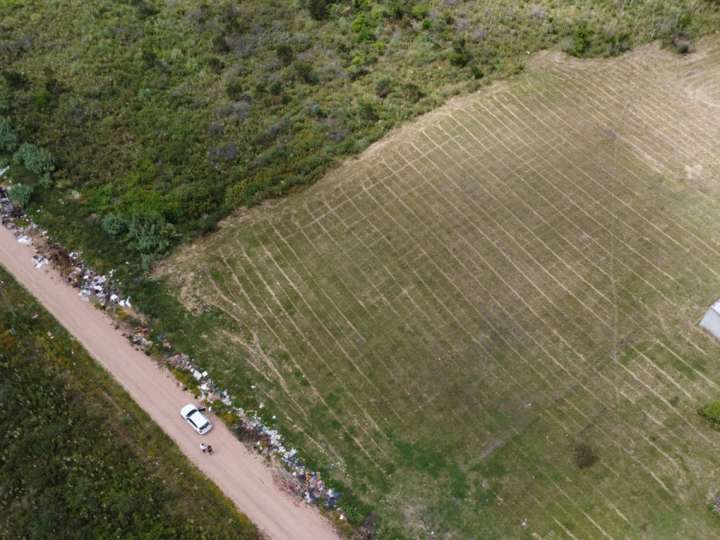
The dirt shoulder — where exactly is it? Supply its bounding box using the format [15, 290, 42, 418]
[0, 224, 338, 540]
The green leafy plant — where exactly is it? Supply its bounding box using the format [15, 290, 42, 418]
[0, 116, 17, 152]
[13, 143, 55, 176]
[8, 183, 34, 207]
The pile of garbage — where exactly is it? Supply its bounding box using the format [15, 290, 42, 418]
[167, 353, 341, 510]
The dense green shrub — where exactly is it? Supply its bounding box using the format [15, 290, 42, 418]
[13, 143, 54, 176]
[375, 77, 392, 98]
[573, 443, 599, 469]
[565, 22, 593, 57]
[294, 61, 319, 84]
[307, 0, 331, 20]
[127, 213, 178, 255]
[276, 44, 294, 65]
[699, 400, 720, 427]
[8, 182, 33, 207]
[449, 38, 472, 67]
[101, 213, 128, 236]
[0, 116, 17, 152]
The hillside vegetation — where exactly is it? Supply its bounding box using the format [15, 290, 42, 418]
[165, 38, 720, 537]
[0, 0, 717, 276]
[0, 267, 258, 539]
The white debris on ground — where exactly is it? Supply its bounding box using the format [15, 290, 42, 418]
[0, 184, 344, 515]
[32, 255, 48, 269]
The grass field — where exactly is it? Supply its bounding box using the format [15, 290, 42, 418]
[164, 38, 720, 537]
[0, 267, 259, 539]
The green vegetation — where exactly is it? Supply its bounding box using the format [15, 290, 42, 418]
[0, 267, 259, 539]
[1, 0, 719, 276]
[698, 400, 720, 428]
[2, 0, 720, 537]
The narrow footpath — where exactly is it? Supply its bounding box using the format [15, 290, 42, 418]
[0, 224, 338, 540]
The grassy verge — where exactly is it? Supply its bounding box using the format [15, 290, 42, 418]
[0, 266, 259, 539]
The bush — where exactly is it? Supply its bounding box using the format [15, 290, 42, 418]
[375, 78, 392, 98]
[307, 0, 331, 20]
[8, 183, 34, 207]
[449, 38, 472, 67]
[0, 116, 17, 152]
[403, 83, 423, 103]
[699, 401, 720, 428]
[102, 213, 128, 237]
[573, 443, 599, 469]
[293, 62, 319, 85]
[276, 44, 294, 66]
[565, 22, 594, 57]
[127, 213, 177, 255]
[13, 143, 55, 176]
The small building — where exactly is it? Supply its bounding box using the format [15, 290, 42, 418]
[700, 300, 720, 340]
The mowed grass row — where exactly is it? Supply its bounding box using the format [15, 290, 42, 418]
[166, 39, 720, 537]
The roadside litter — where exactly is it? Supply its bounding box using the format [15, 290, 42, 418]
[0, 184, 345, 517]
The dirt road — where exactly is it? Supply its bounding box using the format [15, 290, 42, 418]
[0, 224, 338, 540]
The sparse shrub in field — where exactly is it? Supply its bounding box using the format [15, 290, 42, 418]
[699, 400, 720, 428]
[0, 116, 17, 152]
[276, 44, 294, 66]
[206, 56, 225, 74]
[293, 61, 319, 84]
[573, 442, 599, 469]
[212, 34, 230, 54]
[1, 70, 28, 90]
[13, 143, 54, 176]
[307, 0, 331, 20]
[605, 31, 632, 56]
[411, 3, 430, 19]
[656, 10, 695, 54]
[357, 101, 378, 124]
[449, 38, 472, 67]
[403, 83, 423, 103]
[375, 78, 392, 98]
[269, 80, 283, 96]
[225, 79, 244, 99]
[8, 183, 34, 207]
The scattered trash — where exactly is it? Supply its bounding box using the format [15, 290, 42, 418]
[0, 186, 344, 513]
[32, 255, 48, 269]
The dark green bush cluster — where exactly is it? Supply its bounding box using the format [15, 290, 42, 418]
[573, 442, 599, 469]
[0, 115, 17, 152]
[698, 400, 720, 428]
